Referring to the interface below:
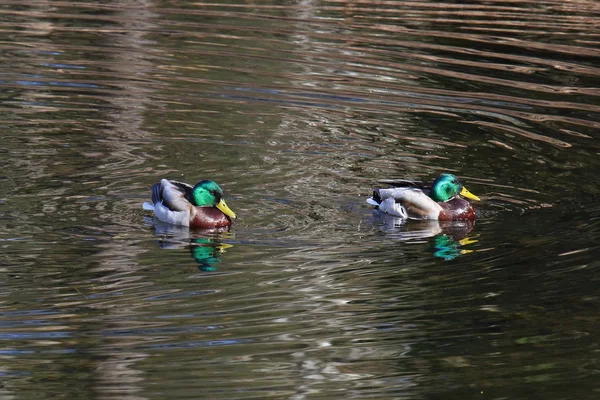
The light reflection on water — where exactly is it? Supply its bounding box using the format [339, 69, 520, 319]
[1, 0, 600, 399]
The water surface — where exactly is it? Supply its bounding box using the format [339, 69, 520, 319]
[1, 1, 599, 399]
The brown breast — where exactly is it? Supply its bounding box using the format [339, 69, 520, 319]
[438, 198, 476, 221]
[190, 207, 232, 229]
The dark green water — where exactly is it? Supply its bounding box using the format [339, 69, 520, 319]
[1, 1, 599, 399]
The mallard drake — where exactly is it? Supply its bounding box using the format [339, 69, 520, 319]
[367, 173, 480, 220]
[142, 179, 236, 228]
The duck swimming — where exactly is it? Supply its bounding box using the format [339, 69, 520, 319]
[143, 179, 236, 228]
[367, 173, 480, 220]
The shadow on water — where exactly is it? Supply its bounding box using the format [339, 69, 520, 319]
[148, 219, 234, 272]
[369, 211, 477, 261]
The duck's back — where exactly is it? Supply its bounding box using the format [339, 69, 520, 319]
[374, 187, 442, 220]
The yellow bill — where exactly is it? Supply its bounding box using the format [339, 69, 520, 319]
[216, 199, 237, 219]
[216, 243, 234, 253]
[459, 237, 478, 246]
[460, 186, 480, 201]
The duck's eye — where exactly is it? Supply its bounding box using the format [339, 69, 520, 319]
[452, 179, 458, 185]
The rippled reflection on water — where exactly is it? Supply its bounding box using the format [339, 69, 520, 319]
[1, 0, 600, 399]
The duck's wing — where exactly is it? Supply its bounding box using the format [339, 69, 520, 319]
[368, 187, 442, 220]
[152, 179, 194, 211]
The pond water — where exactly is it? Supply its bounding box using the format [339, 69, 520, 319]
[1, 0, 600, 399]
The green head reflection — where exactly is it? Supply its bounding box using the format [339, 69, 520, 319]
[432, 235, 478, 261]
[190, 238, 233, 272]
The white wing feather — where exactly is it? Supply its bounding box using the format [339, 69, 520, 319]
[160, 179, 193, 212]
[153, 202, 192, 226]
[143, 179, 195, 226]
[369, 187, 442, 220]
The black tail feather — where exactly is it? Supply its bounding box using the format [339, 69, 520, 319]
[372, 189, 382, 204]
[151, 182, 162, 204]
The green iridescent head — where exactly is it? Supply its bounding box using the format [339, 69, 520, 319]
[191, 180, 237, 219]
[430, 174, 480, 203]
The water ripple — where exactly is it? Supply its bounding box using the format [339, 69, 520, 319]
[1, 1, 600, 399]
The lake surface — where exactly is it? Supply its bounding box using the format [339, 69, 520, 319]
[1, 0, 599, 399]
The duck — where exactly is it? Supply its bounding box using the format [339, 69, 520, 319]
[142, 179, 237, 228]
[366, 173, 480, 220]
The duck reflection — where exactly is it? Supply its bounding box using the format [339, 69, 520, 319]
[373, 211, 477, 260]
[150, 219, 233, 271]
